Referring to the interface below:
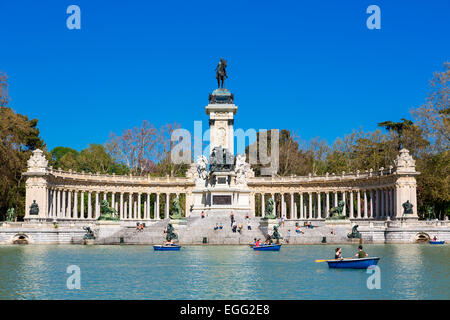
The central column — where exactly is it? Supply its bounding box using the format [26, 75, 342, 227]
[206, 89, 237, 155]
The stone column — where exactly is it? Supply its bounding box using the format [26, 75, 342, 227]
[111, 193, 115, 214]
[271, 193, 275, 216]
[88, 192, 92, 219]
[357, 190, 361, 219]
[349, 191, 354, 219]
[165, 193, 170, 219]
[52, 189, 57, 218]
[281, 193, 285, 218]
[129, 193, 133, 220]
[381, 189, 385, 218]
[156, 193, 160, 219]
[308, 192, 312, 219]
[326, 192, 330, 218]
[67, 190, 72, 219]
[138, 193, 142, 220]
[388, 189, 392, 217]
[47, 189, 51, 218]
[364, 190, 368, 218]
[317, 192, 321, 219]
[74, 191, 78, 219]
[261, 194, 265, 217]
[334, 192, 338, 207]
[147, 193, 151, 219]
[290, 193, 294, 219]
[81, 191, 84, 219]
[342, 192, 346, 216]
[103, 192, 107, 201]
[369, 190, 374, 219]
[300, 193, 304, 219]
[375, 189, 381, 219]
[62, 190, 66, 218]
[119, 193, 124, 220]
[95, 192, 99, 219]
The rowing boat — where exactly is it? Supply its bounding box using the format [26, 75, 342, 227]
[429, 240, 445, 245]
[252, 244, 281, 251]
[326, 257, 380, 269]
[153, 244, 181, 251]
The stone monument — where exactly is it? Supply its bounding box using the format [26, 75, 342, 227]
[190, 59, 253, 215]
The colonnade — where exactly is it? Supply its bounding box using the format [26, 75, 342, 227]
[46, 188, 185, 220]
[255, 187, 397, 220]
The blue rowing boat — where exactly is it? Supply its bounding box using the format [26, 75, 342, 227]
[253, 244, 281, 251]
[326, 257, 380, 269]
[429, 240, 445, 245]
[153, 244, 181, 251]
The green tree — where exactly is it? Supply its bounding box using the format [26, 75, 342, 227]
[0, 72, 46, 218]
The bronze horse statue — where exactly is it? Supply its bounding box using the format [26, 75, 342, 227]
[215, 58, 228, 88]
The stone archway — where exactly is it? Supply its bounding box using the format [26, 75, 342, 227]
[414, 232, 430, 243]
[12, 233, 30, 244]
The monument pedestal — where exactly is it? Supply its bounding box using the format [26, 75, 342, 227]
[259, 219, 279, 236]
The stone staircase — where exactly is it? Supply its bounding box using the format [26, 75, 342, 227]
[179, 211, 265, 244]
[95, 215, 354, 245]
[272, 220, 351, 244]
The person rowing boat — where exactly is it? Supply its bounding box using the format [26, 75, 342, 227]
[355, 245, 368, 258]
[335, 247, 343, 260]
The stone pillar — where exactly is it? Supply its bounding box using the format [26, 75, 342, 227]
[381, 189, 385, 218]
[317, 192, 321, 219]
[300, 193, 304, 219]
[74, 191, 78, 219]
[67, 190, 72, 218]
[349, 191, 354, 219]
[281, 193, 285, 218]
[156, 193, 160, 219]
[334, 192, 338, 207]
[52, 189, 57, 218]
[103, 192, 107, 201]
[375, 189, 381, 219]
[111, 193, 115, 214]
[81, 191, 84, 219]
[326, 192, 330, 218]
[62, 190, 66, 218]
[261, 194, 265, 217]
[342, 192, 346, 216]
[128, 193, 133, 220]
[138, 193, 142, 220]
[165, 193, 170, 219]
[369, 190, 374, 219]
[119, 193, 124, 220]
[23, 149, 50, 220]
[357, 190, 361, 219]
[364, 190, 368, 219]
[290, 193, 294, 219]
[133, 198, 137, 220]
[88, 192, 92, 219]
[95, 192, 99, 219]
[147, 193, 151, 219]
[56, 189, 61, 218]
[308, 193, 312, 219]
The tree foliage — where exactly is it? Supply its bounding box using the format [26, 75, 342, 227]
[0, 73, 45, 218]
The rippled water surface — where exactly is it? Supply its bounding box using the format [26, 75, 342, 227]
[0, 244, 448, 299]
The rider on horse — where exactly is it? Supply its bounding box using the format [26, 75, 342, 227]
[215, 58, 228, 88]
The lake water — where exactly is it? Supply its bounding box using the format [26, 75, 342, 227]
[0, 244, 448, 300]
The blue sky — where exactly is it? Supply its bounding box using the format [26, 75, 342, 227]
[1, 0, 449, 152]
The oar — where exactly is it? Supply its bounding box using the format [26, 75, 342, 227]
[315, 257, 353, 263]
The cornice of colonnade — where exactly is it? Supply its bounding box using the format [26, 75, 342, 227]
[37, 167, 195, 192]
[247, 166, 415, 192]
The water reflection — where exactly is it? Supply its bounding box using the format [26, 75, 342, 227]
[0, 244, 448, 300]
